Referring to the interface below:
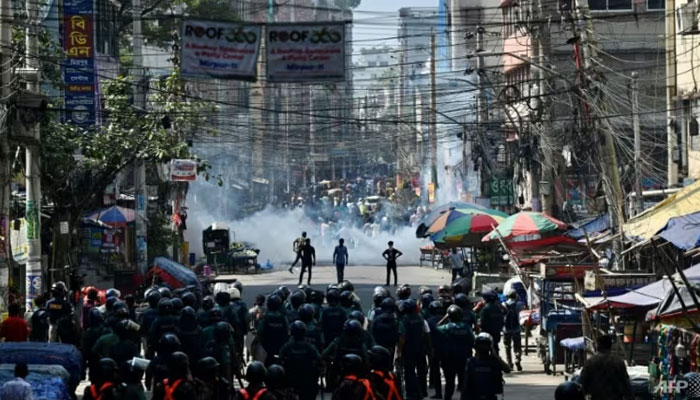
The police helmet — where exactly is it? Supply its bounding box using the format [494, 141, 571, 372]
[98, 358, 118, 380]
[215, 291, 231, 306]
[232, 280, 243, 295]
[290, 290, 307, 309]
[105, 288, 120, 299]
[214, 321, 231, 342]
[419, 286, 433, 296]
[246, 361, 267, 384]
[437, 284, 452, 297]
[201, 295, 215, 311]
[344, 319, 363, 337]
[554, 381, 584, 400]
[277, 286, 291, 301]
[195, 357, 220, 381]
[169, 351, 190, 378]
[482, 290, 498, 302]
[179, 306, 197, 328]
[157, 298, 174, 315]
[369, 345, 393, 371]
[349, 310, 365, 326]
[229, 287, 241, 300]
[113, 302, 129, 319]
[51, 281, 67, 297]
[326, 284, 338, 293]
[447, 305, 463, 322]
[299, 304, 315, 322]
[158, 287, 172, 299]
[171, 297, 184, 312]
[88, 307, 104, 327]
[380, 297, 397, 313]
[373, 288, 389, 307]
[158, 333, 181, 355]
[428, 300, 443, 315]
[339, 280, 354, 293]
[341, 354, 364, 376]
[400, 298, 417, 314]
[309, 290, 323, 305]
[208, 308, 223, 323]
[454, 293, 471, 310]
[266, 364, 286, 390]
[475, 332, 493, 351]
[113, 319, 130, 338]
[340, 290, 354, 308]
[105, 296, 119, 312]
[181, 292, 197, 308]
[146, 289, 162, 308]
[326, 289, 341, 305]
[396, 284, 411, 300]
[267, 294, 283, 311]
[290, 320, 307, 339]
[421, 293, 434, 309]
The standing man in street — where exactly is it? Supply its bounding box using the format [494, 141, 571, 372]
[503, 290, 524, 371]
[289, 232, 307, 273]
[299, 238, 316, 286]
[449, 248, 465, 283]
[333, 238, 349, 284]
[383, 241, 403, 287]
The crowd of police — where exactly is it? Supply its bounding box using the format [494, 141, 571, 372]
[23, 277, 530, 400]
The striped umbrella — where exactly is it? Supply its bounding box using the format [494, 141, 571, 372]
[416, 202, 508, 238]
[483, 211, 567, 242]
[427, 208, 507, 246]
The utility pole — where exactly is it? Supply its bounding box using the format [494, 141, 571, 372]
[631, 72, 643, 216]
[476, 26, 488, 198]
[397, 50, 404, 187]
[0, 0, 12, 309]
[574, 0, 626, 266]
[534, 0, 553, 215]
[133, 0, 148, 272]
[430, 30, 438, 194]
[24, 0, 42, 307]
[666, 0, 677, 187]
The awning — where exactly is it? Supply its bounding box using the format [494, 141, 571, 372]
[624, 180, 700, 240]
[655, 211, 700, 250]
[585, 263, 700, 310]
[568, 214, 610, 240]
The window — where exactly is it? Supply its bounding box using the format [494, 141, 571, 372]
[380, 61, 389, 66]
[96, 0, 119, 57]
[647, 0, 664, 10]
[367, 61, 377, 67]
[589, 0, 632, 10]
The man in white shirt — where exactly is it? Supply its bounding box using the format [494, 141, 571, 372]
[449, 248, 465, 282]
[0, 363, 33, 400]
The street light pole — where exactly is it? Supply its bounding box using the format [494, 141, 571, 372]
[133, 0, 148, 272]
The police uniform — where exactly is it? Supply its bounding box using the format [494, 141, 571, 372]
[399, 313, 429, 400]
[280, 338, 322, 400]
[438, 321, 475, 400]
[257, 310, 290, 366]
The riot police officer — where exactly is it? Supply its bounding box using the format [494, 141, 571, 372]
[83, 358, 120, 400]
[152, 351, 198, 400]
[438, 305, 475, 400]
[370, 297, 400, 362]
[194, 357, 231, 400]
[397, 298, 430, 400]
[234, 361, 276, 400]
[369, 345, 403, 400]
[332, 353, 376, 400]
[139, 289, 161, 359]
[257, 294, 290, 366]
[46, 282, 73, 343]
[280, 321, 322, 400]
[426, 301, 444, 399]
[461, 333, 511, 400]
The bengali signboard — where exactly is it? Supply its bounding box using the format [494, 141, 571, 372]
[181, 19, 261, 80]
[490, 177, 514, 206]
[266, 23, 346, 83]
[63, 0, 96, 128]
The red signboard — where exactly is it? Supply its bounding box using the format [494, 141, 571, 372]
[64, 15, 94, 58]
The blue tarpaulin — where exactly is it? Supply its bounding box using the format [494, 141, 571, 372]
[656, 211, 700, 250]
[568, 214, 610, 240]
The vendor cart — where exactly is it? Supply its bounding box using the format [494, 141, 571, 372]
[533, 263, 595, 375]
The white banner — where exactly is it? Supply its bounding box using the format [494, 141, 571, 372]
[171, 159, 197, 181]
[181, 19, 261, 80]
[266, 23, 346, 83]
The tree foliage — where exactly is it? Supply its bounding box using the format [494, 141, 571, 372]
[334, 0, 361, 10]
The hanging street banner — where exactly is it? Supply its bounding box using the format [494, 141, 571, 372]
[266, 23, 346, 83]
[170, 159, 198, 181]
[63, 0, 96, 128]
[181, 19, 262, 81]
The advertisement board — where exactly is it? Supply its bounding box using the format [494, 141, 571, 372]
[63, 0, 96, 128]
[181, 19, 261, 80]
[171, 159, 198, 181]
[266, 23, 346, 83]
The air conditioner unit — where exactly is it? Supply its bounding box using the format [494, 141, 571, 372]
[677, 1, 699, 34]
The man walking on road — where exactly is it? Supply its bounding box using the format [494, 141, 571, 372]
[383, 241, 403, 286]
[298, 239, 316, 286]
[289, 232, 307, 273]
[449, 248, 465, 283]
[333, 238, 349, 284]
